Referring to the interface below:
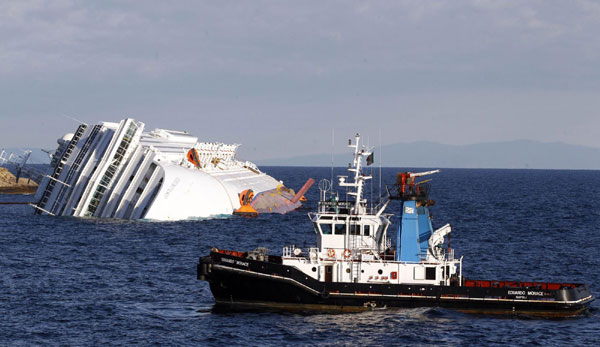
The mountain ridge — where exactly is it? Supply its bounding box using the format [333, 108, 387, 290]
[255, 140, 600, 170]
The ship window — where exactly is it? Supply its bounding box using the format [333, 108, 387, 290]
[426, 267, 436, 280]
[320, 224, 332, 235]
[363, 225, 370, 236]
[140, 178, 163, 219]
[349, 224, 360, 235]
[334, 224, 345, 235]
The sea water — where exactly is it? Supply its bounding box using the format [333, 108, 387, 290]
[1, 167, 598, 346]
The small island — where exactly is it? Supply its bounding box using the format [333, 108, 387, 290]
[0, 167, 38, 194]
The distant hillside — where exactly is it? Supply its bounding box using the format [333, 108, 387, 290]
[257, 140, 600, 170]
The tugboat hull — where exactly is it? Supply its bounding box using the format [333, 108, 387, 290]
[199, 252, 594, 317]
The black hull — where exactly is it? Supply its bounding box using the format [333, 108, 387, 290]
[198, 251, 594, 317]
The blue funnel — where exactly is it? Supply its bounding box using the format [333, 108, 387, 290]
[396, 200, 433, 262]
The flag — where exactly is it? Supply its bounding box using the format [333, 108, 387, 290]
[366, 152, 374, 166]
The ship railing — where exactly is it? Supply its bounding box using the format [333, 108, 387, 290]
[462, 279, 579, 290]
[318, 200, 382, 215]
[353, 238, 383, 262]
[418, 247, 455, 262]
[282, 246, 320, 263]
[318, 200, 353, 214]
[386, 183, 431, 201]
[282, 246, 292, 257]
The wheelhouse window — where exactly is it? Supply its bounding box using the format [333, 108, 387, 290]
[349, 224, 360, 235]
[363, 225, 370, 236]
[334, 224, 345, 235]
[320, 223, 332, 235]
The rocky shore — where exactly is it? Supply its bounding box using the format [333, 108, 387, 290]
[0, 167, 38, 194]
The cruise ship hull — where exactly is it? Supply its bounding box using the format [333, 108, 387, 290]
[32, 118, 302, 220]
[199, 251, 594, 317]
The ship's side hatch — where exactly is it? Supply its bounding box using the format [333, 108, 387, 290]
[325, 265, 333, 282]
[426, 267, 436, 280]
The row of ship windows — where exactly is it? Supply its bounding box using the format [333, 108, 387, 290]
[318, 223, 372, 236]
[86, 122, 138, 216]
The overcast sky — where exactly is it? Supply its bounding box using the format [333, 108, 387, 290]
[1, 0, 599, 161]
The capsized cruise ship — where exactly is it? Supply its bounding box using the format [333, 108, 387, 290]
[32, 118, 306, 220]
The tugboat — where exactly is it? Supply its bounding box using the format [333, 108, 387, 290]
[198, 134, 594, 316]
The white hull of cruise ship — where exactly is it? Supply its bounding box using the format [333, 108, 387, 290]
[33, 118, 295, 221]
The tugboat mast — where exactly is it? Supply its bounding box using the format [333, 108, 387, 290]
[338, 133, 372, 214]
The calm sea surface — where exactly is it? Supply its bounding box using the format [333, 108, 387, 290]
[1, 167, 599, 346]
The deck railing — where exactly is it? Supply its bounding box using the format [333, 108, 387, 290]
[463, 279, 578, 290]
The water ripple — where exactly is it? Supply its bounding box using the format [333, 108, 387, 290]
[1, 168, 599, 346]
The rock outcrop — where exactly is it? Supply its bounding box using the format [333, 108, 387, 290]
[0, 167, 38, 194]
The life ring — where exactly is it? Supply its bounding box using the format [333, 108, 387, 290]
[343, 249, 352, 258]
[327, 249, 335, 258]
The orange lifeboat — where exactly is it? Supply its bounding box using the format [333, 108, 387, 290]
[187, 148, 201, 169]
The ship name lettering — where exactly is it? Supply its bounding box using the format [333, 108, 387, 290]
[236, 261, 249, 267]
[222, 258, 235, 264]
[527, 291, 544, 296]
[508, 290, 525, 295]
[164, 178, 180, 199]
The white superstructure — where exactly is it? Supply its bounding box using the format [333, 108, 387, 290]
[280, 134, 462, 286]
[32, 118, 289, 220]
